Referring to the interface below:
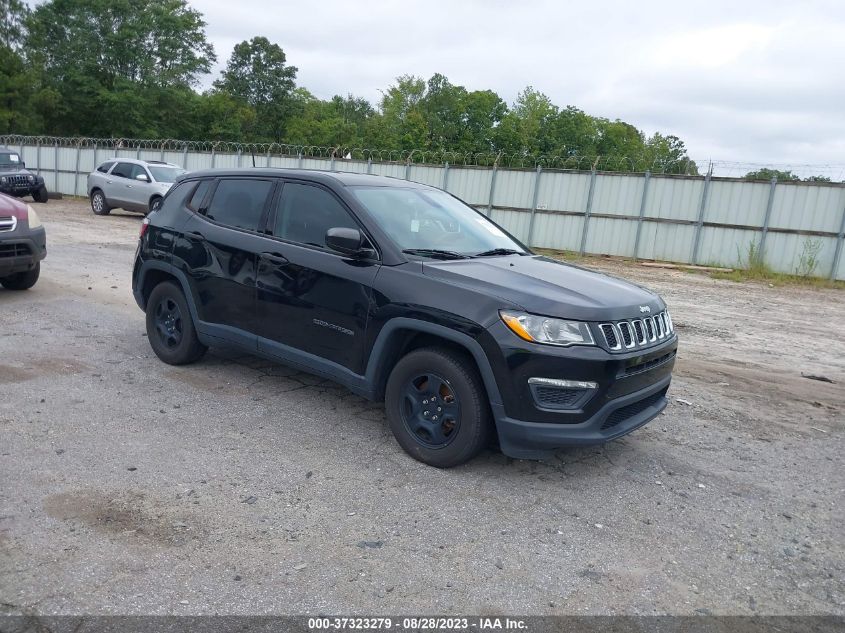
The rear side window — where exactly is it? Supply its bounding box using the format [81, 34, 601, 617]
[158, 181, 193, 214]
[273, 182, 357, 248]
[205, 179, 273, 232]
[96, 161, 115, 173]
[187, 180, 212, 212]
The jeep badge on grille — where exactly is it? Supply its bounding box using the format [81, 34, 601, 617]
[639, 305, 651, 313]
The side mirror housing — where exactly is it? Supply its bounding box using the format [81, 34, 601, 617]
[325, 227, 372, 257]
[136, 173, 150, 182]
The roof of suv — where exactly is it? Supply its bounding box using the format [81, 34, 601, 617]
[100, 158, 182, 168]
[180, 168, 434, 189]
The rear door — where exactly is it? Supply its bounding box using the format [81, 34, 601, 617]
[104, 161, 134, 206]
[175, 177, 277, 342]
[255, 180, 380, 373]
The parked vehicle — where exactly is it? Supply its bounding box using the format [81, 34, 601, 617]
[0, 192, 46, 290]
[87, 158, 185, 215]
[0, 147, 49, 203]
[132, 169, 677, 467]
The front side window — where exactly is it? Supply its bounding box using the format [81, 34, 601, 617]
[350, 187, 525, 256]
[111, 162, 134, 179]
[205, 178, 273, 232]
[128, 164, 149, 181]
[273, 182, 358, 248]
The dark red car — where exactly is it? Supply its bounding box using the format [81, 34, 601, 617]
[0, 192, 46, 290]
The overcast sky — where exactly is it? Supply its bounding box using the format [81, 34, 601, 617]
[194, 0, 844, 170]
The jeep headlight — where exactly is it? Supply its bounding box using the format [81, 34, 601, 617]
[28, 175, 34, 182]
[0, 176, 6, 184]
[26, 205, 41, 228]
[500, 310, 594, 347]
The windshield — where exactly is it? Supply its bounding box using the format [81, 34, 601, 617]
[0, 152, 22, 168]
[148, 166, 185, 183]
[350, 186, 526, 256]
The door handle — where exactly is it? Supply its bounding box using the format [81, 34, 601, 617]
[260, 252, 288, 265]
[185, 230, 205, 241]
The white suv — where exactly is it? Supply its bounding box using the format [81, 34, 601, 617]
[87, 158, 186, 215]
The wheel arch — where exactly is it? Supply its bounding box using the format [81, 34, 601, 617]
[135, 261, 199, 324]
[365, 318, 503, 409]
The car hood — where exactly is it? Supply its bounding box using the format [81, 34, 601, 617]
[0, 192, 29, 219]
[422, 255, 664, 321]
[0, 166, 33, 175]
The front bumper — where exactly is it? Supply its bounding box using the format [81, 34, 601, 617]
[481, 319, 677, 458]
[492, 375, 670, 459]
[0, 184, 39, 198]
[0, 227, 47, 276]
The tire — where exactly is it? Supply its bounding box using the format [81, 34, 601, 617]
[33, 185, 48, 203]
[148, 196, 163, 214]
[145, 281, 206, 365]
[385, 347, 492, 468]
[90, 190, 111, 216]
[1, 262, 40, 290]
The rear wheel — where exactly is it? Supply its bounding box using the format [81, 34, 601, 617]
[1, 262, 40, 290]
[145, 281, 206, 365]
[385, 347, 492, 468]
[90, 190, 110, 215]
[33, 186, 48, 203]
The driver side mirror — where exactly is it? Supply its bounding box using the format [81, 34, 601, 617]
[325, 227, 373, 258]
[135, 173, 150, 182]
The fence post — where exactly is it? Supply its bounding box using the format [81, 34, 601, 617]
[330, 153, 335, 172]
[136, 146, 141, 159]
[160, 145, 165, 162]
[404, 159, 411, 181]
[758, 176, 778, 259]
[442, 162, 449, 191]
[237, 148, 242, 167]
[93, 142, 97, 169]
[36, 140, 41, 178]
[73, 143, 81, 197]
[265, 148, 271, 167]
[486, 163, 499, 217]
[211, 146, 216, 168]
[579, 169, 598, 255]
[526, 165, 543, 246]
[366, 158, 372, 174]
[633, 170, 651, 259]
[690, 168, 713, 264]
[53, 142, 59, 192]
[182, 145, 188, 168]
[298, 152, 304, 169]
[831, 203, 845, 280]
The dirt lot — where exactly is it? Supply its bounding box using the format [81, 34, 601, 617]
[1, 198, 843, 616]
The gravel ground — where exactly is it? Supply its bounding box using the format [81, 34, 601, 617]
[0, 198, 843, 616]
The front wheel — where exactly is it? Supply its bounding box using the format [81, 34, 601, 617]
[90, 190, 110, 215]
[1, 262, 40, 290]
[33, 186, 48, 203]
[385, 347, 492, 468]
[145, 281, 207, 365]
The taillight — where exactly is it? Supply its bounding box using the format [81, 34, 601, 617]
[139, 217, 150, 238]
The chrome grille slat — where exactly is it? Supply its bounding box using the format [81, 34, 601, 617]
[0, 216, 16, 232]
[598, 311, 674, 351]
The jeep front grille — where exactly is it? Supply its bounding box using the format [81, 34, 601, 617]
[598, 311, 674, 351]
[5, 175, 29, 186]
[0, 216, 16, 232]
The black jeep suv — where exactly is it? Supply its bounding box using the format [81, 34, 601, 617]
[132, 169, 677, 467]
[0, 148, 49, 203]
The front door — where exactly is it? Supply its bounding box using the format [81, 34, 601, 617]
[255, 181, 380, 374]
[175, 177, 276, 342]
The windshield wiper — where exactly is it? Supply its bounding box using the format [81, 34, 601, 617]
[473, 248, 526, 257]
[402, 248, 471, 260]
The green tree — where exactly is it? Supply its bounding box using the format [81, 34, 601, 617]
[0, 0, 29, 50]
[213, 36, 298, 142]
[744, 168, 800, 181]
[24, 0, 215, 136]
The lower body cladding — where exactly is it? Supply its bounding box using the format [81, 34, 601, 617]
[483, 320, 678, 459]
[0, 228, 47, 276]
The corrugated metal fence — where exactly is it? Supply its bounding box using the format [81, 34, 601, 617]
[10, 138, 845, 280]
